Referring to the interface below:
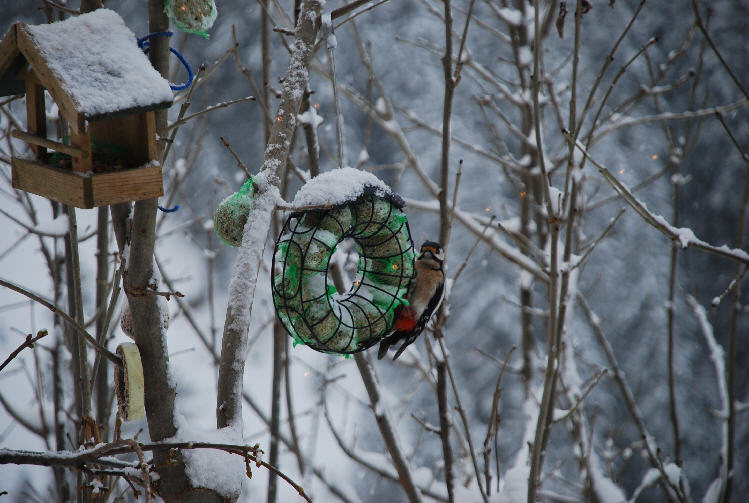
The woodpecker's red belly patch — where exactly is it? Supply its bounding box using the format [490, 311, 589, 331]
[392, 307, 417, 332]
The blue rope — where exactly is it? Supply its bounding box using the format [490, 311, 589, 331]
[158, 205, 180, 213]
[137, 31, 194, 91]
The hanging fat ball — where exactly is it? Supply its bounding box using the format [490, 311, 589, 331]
[214, 177, 255, 247]
[165, 0, 217, 38]
[378, 241, 445, 360]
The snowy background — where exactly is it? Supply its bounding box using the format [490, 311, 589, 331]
[1, 0, 747, 502]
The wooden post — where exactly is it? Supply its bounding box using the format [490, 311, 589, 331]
[24, 78, 46, 160]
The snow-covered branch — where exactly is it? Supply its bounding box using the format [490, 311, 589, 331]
[565, 132, 749, 266]
[216, 0, 321, 430]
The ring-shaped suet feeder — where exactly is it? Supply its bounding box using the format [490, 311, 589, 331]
[272, 187, 415, 355]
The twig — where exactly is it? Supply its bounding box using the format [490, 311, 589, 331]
[219, 137, 251, 178]
[123, 284, 183, 300]
[691, 0, 749, 101]
[436, 361, 454, 503]
[333, 0, 391, 29]
[578, 293, 684, 501]
[450, 215, 494, 286]
[167, 96, 256, 130]
[552, 368, 607, 424]
[575, 0, 647, 136]
[435, 335, 486, 502]
[161, 64, 206, 166]
[483, 346, 515, 495]
[322, 12, 346, 168]
[0, 330, 48, 374]
[41, 0, 79, 14]
[0, 277, 120, 366]
[0, 392, 44, 436]
[231, 25, 274, 132]
[330, 0, 386, 20]
[592, 98, 747, 143]
[354, 353, 423, 503]
[567, 208, 626, 271]
[711, 267, 747, 308]
[715, 103, 749, 503]
[447, 160, 463, 242]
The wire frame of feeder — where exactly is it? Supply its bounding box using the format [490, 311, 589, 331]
[272, 192, 415, 355]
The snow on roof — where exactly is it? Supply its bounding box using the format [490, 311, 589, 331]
[24, 9, 172, 120]
[291, 167, 404, 208]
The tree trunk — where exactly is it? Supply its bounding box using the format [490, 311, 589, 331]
[107, 2, 226, 501]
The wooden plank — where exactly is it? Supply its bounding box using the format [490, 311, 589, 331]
[70, 127, 92, 173]
[16, 24, 85, 134]
[12, 156, 92, 208]
[12, 129, 83, 158]
[145, 111, 158, 161]
[0, 24, 18, 78]
[90, 164, 163, 206]
[0, 24, 25, 97]
[24, 78, 46, 159]
[88, 114, 148, 168]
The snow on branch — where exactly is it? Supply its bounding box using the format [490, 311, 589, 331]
[685, 295, 729, 503]
[0, 440, 311, 502]
[564, 131, 749, 267]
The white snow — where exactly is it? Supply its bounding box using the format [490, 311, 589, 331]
[518, 46, 533, 68]
[703, 477, 722, 503]
[291, 167, 395, 207]
[628, 467, 661, 502]
[172, 415, 246, 499]
[663, 462, 682, 487]
[497, 7, 523, 26]
[375, 97, 387, 115]
[24, 9, 173, 119]
[687, 295, 729, 503]
[298, 106, 324, 128]
[589, 460, 626, 503]
[221, 171, 281, 427]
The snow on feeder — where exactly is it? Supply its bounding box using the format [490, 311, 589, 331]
[272, 168, 416, 355]
[165, 0, 217, 38]
[0, 9, 172, 208]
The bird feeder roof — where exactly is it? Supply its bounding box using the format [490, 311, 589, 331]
[0, 9, 173, 132]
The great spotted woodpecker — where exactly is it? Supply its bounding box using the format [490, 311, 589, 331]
[377, 241, 445, 360]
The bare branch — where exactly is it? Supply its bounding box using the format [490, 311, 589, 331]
[0, 330, 47, 374]
[0, 277, 120, 366]
[564, 131, 749, 266]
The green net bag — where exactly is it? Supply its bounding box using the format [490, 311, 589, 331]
[214, 177, 254, 247]
[165, 0, 217, 38]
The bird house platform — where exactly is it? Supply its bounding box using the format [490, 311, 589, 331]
[0, 9, 174, 208]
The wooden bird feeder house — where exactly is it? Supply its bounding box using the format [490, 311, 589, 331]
[0, 9, 173, 209]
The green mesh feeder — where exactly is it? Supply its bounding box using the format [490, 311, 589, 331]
[272, 188, 415, 355]
[214, 177, 254, 247]
[165, 0, 217, 38]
